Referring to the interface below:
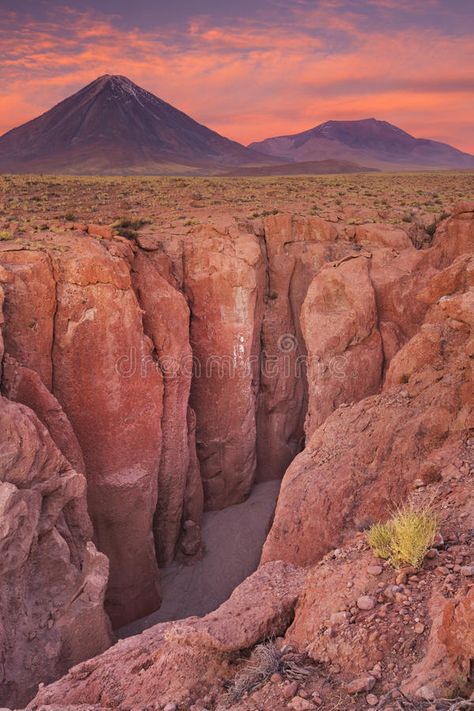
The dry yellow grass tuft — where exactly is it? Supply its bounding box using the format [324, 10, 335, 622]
[367, 503, 438, 569]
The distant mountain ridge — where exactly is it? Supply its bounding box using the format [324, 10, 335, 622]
[0, 75, 276, 175]
[249, 118, 474, 171]
[1, 80, 473, 175]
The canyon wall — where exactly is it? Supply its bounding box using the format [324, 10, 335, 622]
[21, 206, 473, 710]
[0, 278, 112, 707]
[1, 204, 472, 706]
[262, 205, 474, 566]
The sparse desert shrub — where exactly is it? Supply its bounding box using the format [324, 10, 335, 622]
[224, 642, 314, 703]
[227, 642, 280, 701]
[367, 503, 438, 569]
[113, 216, 150, 231]
[0, 230, 14, 240]
[115, 227, 138, 240]
[64, 212, 77, 221]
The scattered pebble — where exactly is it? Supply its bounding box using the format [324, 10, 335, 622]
[357, 595, 376, 611]
[367, 565, 383, 576]
[283, 681, 299, 699]
[346, 675, 376, 694]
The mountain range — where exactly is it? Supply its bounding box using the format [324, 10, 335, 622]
[0, 75, 473, 175]
[249, 118, 474, 171]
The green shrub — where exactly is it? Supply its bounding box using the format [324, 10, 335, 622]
[367, 521, 393, 560]
[367, 504, 438, 569]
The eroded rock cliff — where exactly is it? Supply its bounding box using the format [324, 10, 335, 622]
[1, 202, 472, 708]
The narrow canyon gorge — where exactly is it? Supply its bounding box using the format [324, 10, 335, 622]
[0, 201, 472, 710]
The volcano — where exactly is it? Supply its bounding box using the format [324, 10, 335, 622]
[0, 75, 275, 175]
[249, 118, 474, 171]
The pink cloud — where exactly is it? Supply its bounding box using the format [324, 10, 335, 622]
[0, 4, 473, 153]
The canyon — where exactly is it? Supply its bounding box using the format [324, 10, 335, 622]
[0, 174, 472, 710]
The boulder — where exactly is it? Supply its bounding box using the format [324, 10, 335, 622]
[27, 561, 304, 710]
[301, 255, 383, 437]
[0, 396, 112, 708]
[355, 222, 413, 250]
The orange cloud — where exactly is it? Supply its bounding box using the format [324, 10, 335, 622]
[0, 4, 473, 154]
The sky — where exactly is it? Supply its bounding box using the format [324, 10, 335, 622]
[1, 0, 474, 151]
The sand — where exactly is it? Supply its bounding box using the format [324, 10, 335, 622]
[119, 479, 281, 637]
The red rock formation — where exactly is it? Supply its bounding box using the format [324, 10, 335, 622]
[131, 250, 199, 566]
[184, 225, 265, 508]
[27, 561, 304, 710]
[262, 251, 473, 567]
[355, 222, 413, 249]
[301, 255, 383, 437]
[432, 200, 474, 266]
[0, 236, 163, 627]
[439, 585, 474, 680]
[0, 249, 56, 388]
[256, 214, 352, 480]
[401, 583, 474, 700]
[2, 354, 85, 474]
[180, 406, 205, 551]
[0, 395, 112, 708]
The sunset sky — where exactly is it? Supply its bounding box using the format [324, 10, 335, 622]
[1, 0, 474, 151]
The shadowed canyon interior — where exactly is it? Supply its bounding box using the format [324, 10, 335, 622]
[0, 200, 473, 709]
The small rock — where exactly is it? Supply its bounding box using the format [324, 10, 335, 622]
[398, 566, 417, 580]
[426, 548, 438, 559]
[417, 685, 436, 701]
[370, 663, 382, 679]
[366, 694, 379, 706]
[357, 595, 376, 611]
[283, 681, 299, 699]
[329, 611, 349, 625]
[346, 675, 376, 694]
[163, 704, 177, 711]
[180, 520, 202, 556]
[396, 571, 408, 585]
[414, 623, 425, 634]
[289, 697, 315, 711]
[460, 565, 474, 576]
[271, 672, 283, 683]
[367, 565, 383, 576]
